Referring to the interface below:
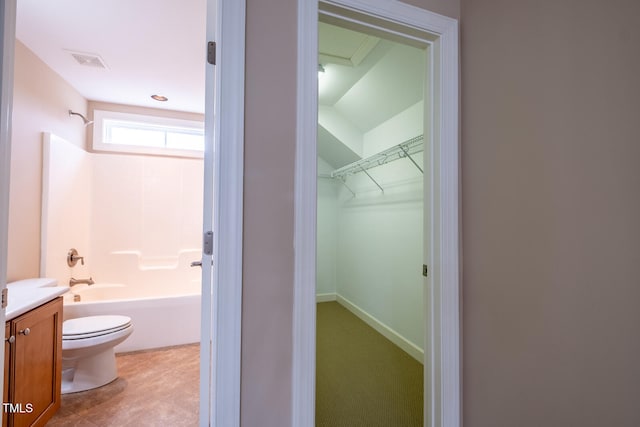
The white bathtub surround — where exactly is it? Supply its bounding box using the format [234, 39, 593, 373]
[89, 153, 203, 285]
[40, 134, 92, 286]
[41, 134, 203, 288]
[89, 249, 201, 297]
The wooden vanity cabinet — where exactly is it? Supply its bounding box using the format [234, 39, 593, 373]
[3, 297, 62, 427]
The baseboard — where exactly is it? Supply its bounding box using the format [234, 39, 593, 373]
[336, 294, 424, 363]
[316, 293, 337, 302]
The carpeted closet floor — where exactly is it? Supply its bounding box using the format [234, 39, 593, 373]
[316, 301, 423, 427]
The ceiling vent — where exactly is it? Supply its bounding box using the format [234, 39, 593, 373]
[67, 50, 108, 69]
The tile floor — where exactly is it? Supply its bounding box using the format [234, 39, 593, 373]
[47, 343, 199, 426]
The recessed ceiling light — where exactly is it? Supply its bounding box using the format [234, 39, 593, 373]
[151, 95, 168, 102]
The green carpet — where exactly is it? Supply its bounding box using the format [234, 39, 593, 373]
[316, 301, 423, 427]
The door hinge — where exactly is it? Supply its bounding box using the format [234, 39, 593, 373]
[203, 231, 214, 256]
[207, 41, 216, 65]
[422, 264, 428, 277]
[1, 288, 7, 309]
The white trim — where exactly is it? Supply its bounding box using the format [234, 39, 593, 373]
[200, 0, 245, 425]
[432, 18, 461, 427]
[336, 294, 424, 363]
[0, 0, 17, 404]
[316, 293, 337, 302]
[293, 1, 460, 426]
[292, 0, 319, 425]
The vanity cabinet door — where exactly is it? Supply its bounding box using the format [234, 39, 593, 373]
[8, 298, 62, 427]
[3, 323, 10, 427]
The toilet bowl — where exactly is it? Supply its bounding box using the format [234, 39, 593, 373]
[62, 315, 133, 394]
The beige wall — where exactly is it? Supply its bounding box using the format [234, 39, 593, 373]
[461, 0, 640, 426]
[8, 41, 87, 281]
[242, 1, 297, 425]
[402, 0, 459, 20]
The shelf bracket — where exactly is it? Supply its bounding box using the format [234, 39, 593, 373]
[339, 177, 356, 197]
[399, 144, 423, 174]
[360, 166, 384, 193]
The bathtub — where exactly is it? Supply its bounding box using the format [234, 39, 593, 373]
[63, 283, 201, 353]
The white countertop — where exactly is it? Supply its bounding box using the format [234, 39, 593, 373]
[5, 285, 69, 321]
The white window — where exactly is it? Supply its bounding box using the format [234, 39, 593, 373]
[92, 110, 204, 158]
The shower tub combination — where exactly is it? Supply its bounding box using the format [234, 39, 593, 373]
[59, 248, 202, 353]
[62, 251, 202, 353]
[41, 134, 205, 353]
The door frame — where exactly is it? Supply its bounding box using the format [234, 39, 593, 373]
[201, 0, 246, 426]
[292, 1, 460, 426]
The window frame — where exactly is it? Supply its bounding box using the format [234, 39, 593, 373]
[92, 109, 205, 158]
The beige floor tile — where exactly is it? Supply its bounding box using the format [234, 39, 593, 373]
[47, 344, 199, 426]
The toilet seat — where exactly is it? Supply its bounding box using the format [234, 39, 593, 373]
[63, 315, 132, 340]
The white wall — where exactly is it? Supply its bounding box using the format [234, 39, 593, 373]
[41, 136, 203, 294]
[318, 105, 363, 157]
[363, 101, 423, 156]
[336, 188, 423, 349]
[317, 158, 339, 297]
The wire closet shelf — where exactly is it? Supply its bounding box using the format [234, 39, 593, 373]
[322, 134, 424, 195]
[330, 134, 424, 181]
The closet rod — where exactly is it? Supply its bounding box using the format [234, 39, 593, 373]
[330, 135, 424, 180]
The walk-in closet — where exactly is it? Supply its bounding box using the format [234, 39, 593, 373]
[316, 19, 428, 426]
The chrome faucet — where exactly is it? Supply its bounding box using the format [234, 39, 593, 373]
[69, 277, 95, 286]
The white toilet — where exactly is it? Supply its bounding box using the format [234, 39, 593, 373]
[62, 315, 133, 394]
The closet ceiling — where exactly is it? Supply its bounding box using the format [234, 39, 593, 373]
[16, 1, 424, 166]
[319, 22, 424, 133]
